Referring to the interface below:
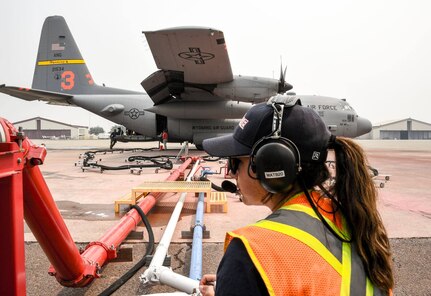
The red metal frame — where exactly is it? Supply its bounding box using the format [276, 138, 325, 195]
[0, 117, 194, 291]
[0, 119, 26, 296]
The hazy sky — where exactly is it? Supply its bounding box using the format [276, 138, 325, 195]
[1, 0, 430, 132]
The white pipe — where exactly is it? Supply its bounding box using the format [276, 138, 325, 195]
[148, 190, 189, 269]
[140, 160, 201, 291]
[158, 266, 200, 294]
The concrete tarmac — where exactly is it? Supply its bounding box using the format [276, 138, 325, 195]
[21, 139, 431, 295]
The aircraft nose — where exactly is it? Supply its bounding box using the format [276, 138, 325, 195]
[356, 116, 372, 136]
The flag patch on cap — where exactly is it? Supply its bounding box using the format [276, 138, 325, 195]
[239, 117, 249, 129]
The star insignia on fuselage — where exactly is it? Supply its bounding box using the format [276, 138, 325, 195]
[124, 108, 145, 119]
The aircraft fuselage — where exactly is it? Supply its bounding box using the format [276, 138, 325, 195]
[71, 92, 371, 145]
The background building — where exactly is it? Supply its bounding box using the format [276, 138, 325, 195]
[361, 118, 431, 140]
[13, 117, 89, 139]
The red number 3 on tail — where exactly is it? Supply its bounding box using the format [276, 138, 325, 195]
[61, 71, 75, 90]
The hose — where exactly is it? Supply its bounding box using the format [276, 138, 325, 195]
[94, 159, 173, 171]
[98, 205, 155, 296]
[80, 148, 174, 171]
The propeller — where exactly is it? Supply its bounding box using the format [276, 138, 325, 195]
[278, 63, 293, 93]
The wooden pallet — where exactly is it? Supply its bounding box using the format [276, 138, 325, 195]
[115, 181, 212, 213]
[114, 191, 147, 213]
[206, 191, 228, 213]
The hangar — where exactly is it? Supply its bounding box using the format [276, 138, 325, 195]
[364, 118, 431, 140]
[13, 117, 89, 140]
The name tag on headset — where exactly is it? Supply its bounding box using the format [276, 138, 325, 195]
[264, 170, 286, 179]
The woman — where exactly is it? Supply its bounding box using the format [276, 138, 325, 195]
[200, 95, 393, 295]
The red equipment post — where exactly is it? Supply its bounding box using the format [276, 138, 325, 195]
[0, 119, 26, 296]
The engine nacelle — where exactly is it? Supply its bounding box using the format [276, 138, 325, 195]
[213, 75, 279, 103]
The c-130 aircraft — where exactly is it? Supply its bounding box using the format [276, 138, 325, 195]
[0, 16, 371, 149]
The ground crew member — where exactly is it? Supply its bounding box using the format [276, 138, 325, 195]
[109, 128, 118, 149]
[199, 95, 393, 295]
[161, 129, 168, 150]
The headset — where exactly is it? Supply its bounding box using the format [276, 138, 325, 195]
[249, 95, 302, 193]
[248, 95, 351, 242]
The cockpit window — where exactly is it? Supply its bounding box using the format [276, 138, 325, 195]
[339, 101, 354, 111]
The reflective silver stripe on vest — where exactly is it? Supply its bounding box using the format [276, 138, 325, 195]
[266, 208, 370, 295]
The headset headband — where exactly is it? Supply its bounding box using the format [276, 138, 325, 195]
[272, 103, 284, 137]
[266, 94, 301, 107]
[267, 94, 301, 138]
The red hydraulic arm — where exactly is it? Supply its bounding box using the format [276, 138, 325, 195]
[0, 117, 194, 291]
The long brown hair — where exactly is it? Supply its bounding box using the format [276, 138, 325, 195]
[278, 136, 394, 293]
[330, 137, 394, 293]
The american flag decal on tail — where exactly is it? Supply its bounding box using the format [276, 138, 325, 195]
[51, 43, 65, 51]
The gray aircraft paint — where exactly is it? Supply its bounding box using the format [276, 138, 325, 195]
[0, 15, 372, 146]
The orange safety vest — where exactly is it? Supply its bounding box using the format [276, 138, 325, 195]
[225, 191, 384, 296]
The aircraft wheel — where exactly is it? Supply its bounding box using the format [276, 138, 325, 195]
[195, 144, 203, 150]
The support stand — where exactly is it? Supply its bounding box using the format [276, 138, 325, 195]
[0, 122, 26, 296]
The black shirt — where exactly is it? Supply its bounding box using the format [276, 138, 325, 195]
[215, 238, 269, 296]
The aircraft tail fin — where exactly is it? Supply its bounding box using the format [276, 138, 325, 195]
[32, 16, 141, 96]
[32, 16, 97, 94]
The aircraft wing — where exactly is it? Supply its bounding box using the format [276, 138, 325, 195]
[142, 27, 233, 105]
[0, 85, 75, 106]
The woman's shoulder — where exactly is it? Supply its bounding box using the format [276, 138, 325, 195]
[217, 238, 269, 296]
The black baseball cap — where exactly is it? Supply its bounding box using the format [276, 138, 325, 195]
[202, 97, 331, 163]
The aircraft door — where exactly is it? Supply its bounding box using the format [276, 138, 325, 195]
[156, 114, 167, 135]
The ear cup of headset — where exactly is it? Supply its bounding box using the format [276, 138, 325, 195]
[252, 139, 299, 193]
